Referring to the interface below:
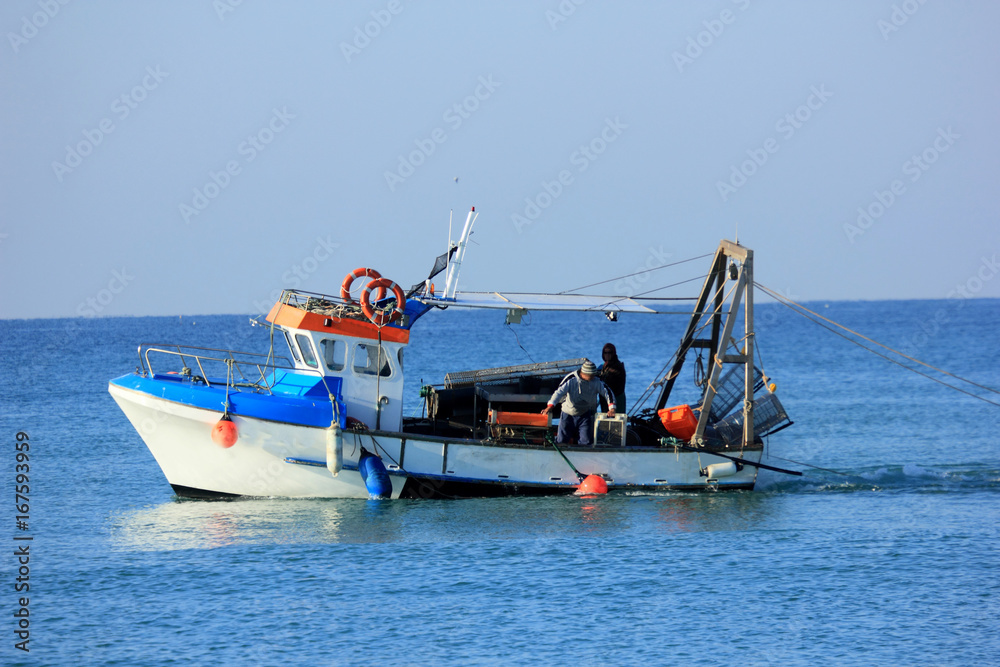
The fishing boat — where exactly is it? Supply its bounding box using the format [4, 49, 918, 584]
[109, 208, 800, 499]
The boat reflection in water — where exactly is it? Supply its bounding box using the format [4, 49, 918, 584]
[650, 491, 772, 534]
[110, 499, 405, 550]
[111, 488, 777, 551]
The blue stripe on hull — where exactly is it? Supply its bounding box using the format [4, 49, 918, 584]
[109, 372, 344, 428]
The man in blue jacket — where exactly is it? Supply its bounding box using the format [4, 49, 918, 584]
[541, 360, 615, 445]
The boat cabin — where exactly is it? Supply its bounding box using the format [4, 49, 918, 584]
[265, 293, 409, 431]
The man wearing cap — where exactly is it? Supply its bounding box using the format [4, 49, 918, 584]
[541, 360, 615, 445]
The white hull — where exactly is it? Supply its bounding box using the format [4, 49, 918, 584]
[110, 384, 759, 498]
[109, 383, 405, 499]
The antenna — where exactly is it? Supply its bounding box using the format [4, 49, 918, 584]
[443, 206, 478, 298]
[445, 209, 454, 281]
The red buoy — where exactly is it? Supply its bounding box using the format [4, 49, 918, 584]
[211, 415, 238, 448]
[575, 474, 608, 495]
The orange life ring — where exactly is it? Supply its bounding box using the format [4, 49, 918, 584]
[361, 277, 406, 326]
[341, 268, 386, 305]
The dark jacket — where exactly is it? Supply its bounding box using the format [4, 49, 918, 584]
[598, 343, 626, 396]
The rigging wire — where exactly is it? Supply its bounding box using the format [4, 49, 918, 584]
[628, 274, 711, 298]
[630, 278, 739, 413]
[558, 253, 713, 294]
[632, 301, 718, 409]
[583, 274, 710, 314]
[764, 455, 865, 479]
[757, 282, 1000, 396]
[505, 322, 536, 363]
[756, 282, 1000, 409]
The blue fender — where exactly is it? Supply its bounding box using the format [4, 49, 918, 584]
[358, 451, 392, 499]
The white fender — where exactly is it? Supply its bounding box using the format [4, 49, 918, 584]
[705, 461, 738, 479]
[326, 423, 343, 476]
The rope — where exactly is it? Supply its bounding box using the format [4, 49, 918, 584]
[629, 348, 679, 416]
[754, 333, 768, 387]
[222, 358, 234, 416]
[756, 282, 1000, 409]
[375, 329, 386, 428]
[369, 433, 407, 472]
[694, 352, 706, 387]
[543, 433, 585, 481]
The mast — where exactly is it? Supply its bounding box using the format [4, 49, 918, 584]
[443, 206, 478, 299]
[742, 246, 754, 449]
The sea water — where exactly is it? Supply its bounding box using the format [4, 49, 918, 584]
[1, 299, 998, 666]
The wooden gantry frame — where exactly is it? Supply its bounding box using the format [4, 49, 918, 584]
[655, 240, 755, 449]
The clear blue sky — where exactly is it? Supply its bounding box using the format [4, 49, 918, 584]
[2, 1, 998, 318]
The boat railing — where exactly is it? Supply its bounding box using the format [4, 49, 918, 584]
[274, 289, 364, 319]
[137, 343, 303, 395]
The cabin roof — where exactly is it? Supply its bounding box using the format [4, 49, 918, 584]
[266, 301, 410, 344]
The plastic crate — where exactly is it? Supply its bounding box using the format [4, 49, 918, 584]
[658, 404, 698, 441]
[594, 412, 627, 447]
[488, 410, 551, 428]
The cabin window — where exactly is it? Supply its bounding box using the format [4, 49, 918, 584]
[295, 334, 318, 368]
[353, 343, 392, 377]
[321, 338, 346, 372]
[283, 331, 300, 363]
[397, 348, 404, 371]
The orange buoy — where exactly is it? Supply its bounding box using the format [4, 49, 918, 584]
[574, 474, 608, 495]
[211, 415, 238, 448]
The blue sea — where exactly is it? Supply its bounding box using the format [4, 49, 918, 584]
[2, 299, 998, 666]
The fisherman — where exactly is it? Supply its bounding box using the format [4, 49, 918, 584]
[541, 360, 615, 445]
[597, 342, 626, 413]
